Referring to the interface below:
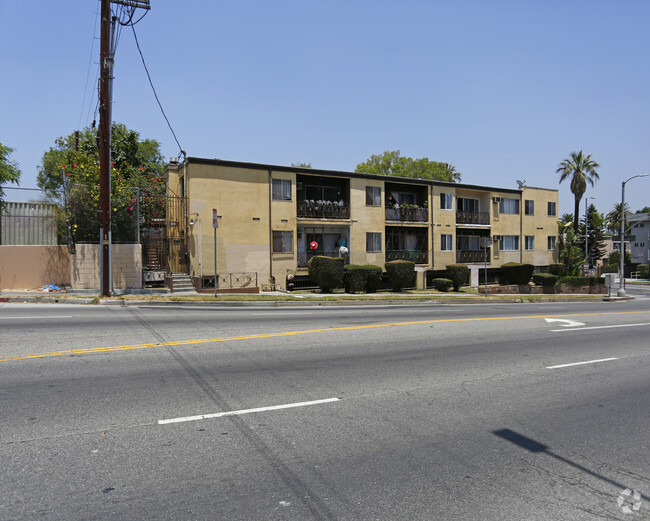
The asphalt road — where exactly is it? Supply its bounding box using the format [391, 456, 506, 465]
[1, 299, 649, 520]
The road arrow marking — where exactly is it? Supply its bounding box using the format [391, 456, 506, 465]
[545, 318, 585, 328]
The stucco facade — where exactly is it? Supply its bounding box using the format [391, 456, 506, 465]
[168, 158, 559, 290]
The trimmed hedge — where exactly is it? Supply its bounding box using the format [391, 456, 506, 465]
[638, 264, 649, 279]
[547, 263, 566, 277]
[385, 260, 415, 292]
[500, 262, 534, 285]
[308, 256, 345, 293]
[363, 265, 383, 293]
[445, 264, 470, 291]
[342, 264, 383, 293]
[558, 276, 605, 287]
[432, 278, 453, 292]
[601, 264, 618, 274]
[532, 273, 558, 286]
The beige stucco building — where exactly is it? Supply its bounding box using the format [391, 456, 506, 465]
[166, 158, 559, 290]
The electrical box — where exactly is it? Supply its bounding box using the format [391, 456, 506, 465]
[603, 273, 616, 287]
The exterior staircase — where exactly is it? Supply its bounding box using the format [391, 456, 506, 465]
[170, 273, 198, 294]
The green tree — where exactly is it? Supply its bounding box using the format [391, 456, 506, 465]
[356, 150, 461, 182]
[558, 226, 583, 276]
[37, 123, 166, 243]
[577, 204, 606, 267]
[291, 162, 312, 168]
[556, 151, 600, 233]
[0, 143, 21, 209]
[605, 202, 630, 235]
[636, 206, 650, 214]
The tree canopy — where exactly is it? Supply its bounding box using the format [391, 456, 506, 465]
[0, 143, 21, 208]
[37, 123, 167, 243]
[556, 150, 600, 233]
[355, 150, 461, 182]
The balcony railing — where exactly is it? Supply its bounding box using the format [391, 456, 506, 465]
[456, 211, 490, 225]
[298, 249, 349, 268]
[456, 250, 490, 263]
[385, 206, 429, 223]
[386, 249, 428, 264]
[297, 200, 350, 220]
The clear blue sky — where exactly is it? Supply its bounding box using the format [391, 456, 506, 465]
[2, 0, 649, 217]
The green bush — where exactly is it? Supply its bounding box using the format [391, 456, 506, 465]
[531, 273, 558, 286]
[601, 264, 618, 274]
[363, 265, 383, 293]
[558, 276, 605, 287]
[445, 264, 470, 291]
[385, 260, 415, 292]
[500, 262, 535, 285]
[547, 263, 566, 277]
[638, 264, 649, 279]
[308, 256, 345, 293]
[432, 278, 453, 292]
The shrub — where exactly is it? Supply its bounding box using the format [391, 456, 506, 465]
[601, 264, 618, 274]
[500, 262, 535, 285]
[363, 265, 383, 293]
[343, 265, 368, 293]
[432, 278, 453, 292]
[558, 276, 604, 287]
[531, 273, 558, 286]
[638, 264, 649, 279]
[547, 263, 566, 277]
[445, 264, 470, 291]
[385, 260, 415, 292]
[308, 256, 345, 293]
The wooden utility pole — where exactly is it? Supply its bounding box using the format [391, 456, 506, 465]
[99, 0, 112, 296]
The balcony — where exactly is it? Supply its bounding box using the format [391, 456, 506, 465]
[298, 249, 349, 268]
[385, 206, 428, 223]
[456, 211, 490, 225]
[297, 200, 350, 220]
[456, 250, 490, 263]
[386, 249, 428, 264]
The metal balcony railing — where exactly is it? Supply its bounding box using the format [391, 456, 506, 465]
[298, 249, 350, 268]
[456, 250, 490, 263]
[456, 211, 490, 225]
[386, 249, 428, 264]
[297, 200, 350, 220]
[385, 206, 429, 222]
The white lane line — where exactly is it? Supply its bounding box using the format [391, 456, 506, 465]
[0, 316, 72, 320]
[159, 397, 340, 425]
[546, 358, 618, 369]
[550, 322, 650, 333]
[251, 312, 313, 316]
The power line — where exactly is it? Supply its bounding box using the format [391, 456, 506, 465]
[130, 23, 185, 159]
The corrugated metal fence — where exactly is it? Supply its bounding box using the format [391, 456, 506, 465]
[1, 202, 57, 245]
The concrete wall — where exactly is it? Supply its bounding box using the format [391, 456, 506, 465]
[0, 245, 70, 289]
[70, 243, 142, 289]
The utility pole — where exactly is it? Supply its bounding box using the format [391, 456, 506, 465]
[98, 0, 150, 296]
[99, 0, 112, 296]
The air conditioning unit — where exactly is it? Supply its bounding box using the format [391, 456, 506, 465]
[493, 197, 501, 202]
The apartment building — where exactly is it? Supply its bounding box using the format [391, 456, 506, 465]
[166, 157, 558, 290]
[628, 212, 650, 264]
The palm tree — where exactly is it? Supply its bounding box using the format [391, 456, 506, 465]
[443, 163, 462, 182]
[605, 202, 630, 234]
[556, 151, 600, 232]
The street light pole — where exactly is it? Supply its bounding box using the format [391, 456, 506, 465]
[618, 174, 648, 297]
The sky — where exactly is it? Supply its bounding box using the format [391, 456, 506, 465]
[2, 0, 650, 217]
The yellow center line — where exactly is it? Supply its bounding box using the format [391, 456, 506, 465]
[2, 310, 649, 363]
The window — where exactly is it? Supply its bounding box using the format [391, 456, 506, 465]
[525, 236, 535, 250]
[366, 186, 381, 206]
[440, 193, 453, 210]
[499, 198, 520, 214]
[441, 234, 453, 251]
[272, 231, 293, 253]
[547, 236, 556, 250]
[500, 235, 520, 251]
[524, 200, 534, 215]
[547, 201, 557, 216]
[366, 232, 382, 252]
[458, 197, 479, 212]
[272, 179, 292, 201]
